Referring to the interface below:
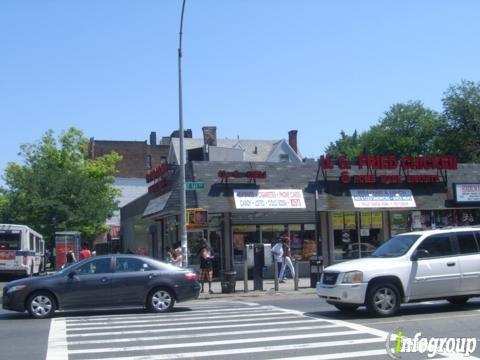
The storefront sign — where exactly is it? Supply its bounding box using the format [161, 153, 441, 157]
[351, 189, 416, 208]
[218, 170, 266, 182]
[320, 154, 456, 185]
[360, 212, 372, 228]
[146, 164, 169, 193]
[234, 189, 306, 209]
[454, 183, 480, 203]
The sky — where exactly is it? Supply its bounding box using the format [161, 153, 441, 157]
[1, 0, 480, 186]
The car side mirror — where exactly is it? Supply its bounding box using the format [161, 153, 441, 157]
[412, 249, 429, 261]
[68, 270, 78, 279]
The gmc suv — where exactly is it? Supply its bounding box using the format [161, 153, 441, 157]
[317, 227, 480, 316]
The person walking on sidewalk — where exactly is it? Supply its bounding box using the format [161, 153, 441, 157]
[172, 241, 183, 267]
[198, 239, 214, 294]
[279, 235, 295, 282]
[271, 239, 284, 278]
[79, 243, 92, 260]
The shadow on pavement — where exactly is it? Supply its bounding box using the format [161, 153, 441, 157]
[305, 299, 480, 321]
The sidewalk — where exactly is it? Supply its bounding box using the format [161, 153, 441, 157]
[197, 277, 317, 300]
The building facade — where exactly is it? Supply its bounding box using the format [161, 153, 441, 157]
[120, 156, 480, 278]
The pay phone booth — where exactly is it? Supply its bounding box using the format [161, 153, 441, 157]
[245, 243, 272, 291]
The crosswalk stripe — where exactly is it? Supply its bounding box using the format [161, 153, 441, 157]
[66, 319, 340, 337]
[274, 349, 387, 360]
[45, 318, 68, 360]
[84, 337, 385, 360]
[65, 304, 269, 322]
[66, 314, 300, 332]
[66, 324, 351, 345]
[68, 330, 366, 354]
[66, 309, 285, 327]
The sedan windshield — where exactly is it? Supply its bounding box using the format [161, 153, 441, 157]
[370, 234, 421, 258]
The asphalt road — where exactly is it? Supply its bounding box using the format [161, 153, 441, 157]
[1, 281, 479, 359]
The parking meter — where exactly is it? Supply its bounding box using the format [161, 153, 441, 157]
[253, 243, 271, 290]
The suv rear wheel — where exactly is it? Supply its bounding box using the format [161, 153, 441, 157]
[366, 283, 400, 317]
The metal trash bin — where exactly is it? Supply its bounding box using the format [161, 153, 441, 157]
[309, 256, 323, 288]
[221, 271, 237, 293]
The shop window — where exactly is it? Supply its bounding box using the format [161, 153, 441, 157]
[260, 225, 286, 244]
[289, 224, 316, 261]
[333, 212, 358, 261]
[233, 225, 258, 262]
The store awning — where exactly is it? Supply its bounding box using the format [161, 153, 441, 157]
[142, 191, 172, 218]
[350, 189, 416, 208]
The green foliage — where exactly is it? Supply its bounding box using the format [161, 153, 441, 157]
[325, 130, 365, 160]
[326, 80, 480, 162]
[0, 128, 121, 242]
[362, 101, 442, 156]
[439, 80, 480, 162]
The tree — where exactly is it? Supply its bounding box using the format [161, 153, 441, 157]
[325, 130, 365, 160]
[361, 101, 443, 156]
[0, 128, 121, 243]
[438, 80, 480, 162]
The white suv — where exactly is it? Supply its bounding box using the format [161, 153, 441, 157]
[317, 227, 480, 316]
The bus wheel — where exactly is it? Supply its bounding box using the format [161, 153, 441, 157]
[27, 292, 56, 319]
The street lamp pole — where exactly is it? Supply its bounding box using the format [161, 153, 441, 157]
[178, 0, 188, 267]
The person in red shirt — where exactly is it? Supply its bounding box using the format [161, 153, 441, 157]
[79, 243, 92, 260]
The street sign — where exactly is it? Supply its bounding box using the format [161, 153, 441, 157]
[185, 182, 205, 190]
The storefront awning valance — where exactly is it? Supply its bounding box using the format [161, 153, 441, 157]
[142, 191, 172, 218]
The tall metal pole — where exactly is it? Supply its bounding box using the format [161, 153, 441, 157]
[178, 0, 188, 267]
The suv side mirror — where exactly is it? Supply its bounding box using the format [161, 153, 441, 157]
[412, 249, 429, 261]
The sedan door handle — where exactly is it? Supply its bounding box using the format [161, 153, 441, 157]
[447, 262, 456, 267]
[100, 277, 110, 283]
[148, 273, 157, 279]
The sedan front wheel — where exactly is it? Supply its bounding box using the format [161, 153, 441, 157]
[27, 292, 56, 319]
[148, 288, 175, 313]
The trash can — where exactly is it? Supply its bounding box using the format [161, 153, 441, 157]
[309, 256, 323, 288]
[221, 271, 237, 293]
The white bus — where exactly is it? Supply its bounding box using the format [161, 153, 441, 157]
[0, 224, 45, 277]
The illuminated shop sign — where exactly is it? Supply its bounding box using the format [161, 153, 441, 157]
[319, 155, 457, 185]
[453, 183, 480, 203]
[351, 189, 416, 208]
[234, 189, 306, 209]
[146, 164, 169, 193]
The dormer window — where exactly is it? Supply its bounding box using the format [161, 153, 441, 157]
[280, 154, 289, 162]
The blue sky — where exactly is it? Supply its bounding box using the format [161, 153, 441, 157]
[1, 0, 479, 185]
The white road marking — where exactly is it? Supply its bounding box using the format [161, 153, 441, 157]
[45, 318, 68, 360]
[66, 318, 339, 337]
[66, 314, 299, 331]
[66, 325, 352, 345]
[277, 349, 387, 360]
[84, 337, 385, 360]
[66, 309, 285, 327]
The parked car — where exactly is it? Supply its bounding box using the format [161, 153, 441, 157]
[317, 227, 480, 317]
[2, 254, 200, 319]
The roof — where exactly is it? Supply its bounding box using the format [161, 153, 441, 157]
[169, 138, 301, 163]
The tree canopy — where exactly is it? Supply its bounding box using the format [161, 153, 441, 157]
[325, 80, 480, 162]
[0, 128, 121, 243]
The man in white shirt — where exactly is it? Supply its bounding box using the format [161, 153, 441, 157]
[271, 240, 284, 278]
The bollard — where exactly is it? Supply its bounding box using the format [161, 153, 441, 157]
[244, 260, 248, 293]
[274, 260, 279, 291]
[294, 260, 299, 291]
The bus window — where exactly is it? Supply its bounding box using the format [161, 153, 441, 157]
[0, 231, 21, 250]
[30, 233, 35, 251]
[35, 236, 41, 254]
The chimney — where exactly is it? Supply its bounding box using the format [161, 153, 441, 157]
[149, 131, 157, 145]
[202, 126, 217, 146]
[288, 130, 298, 154]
